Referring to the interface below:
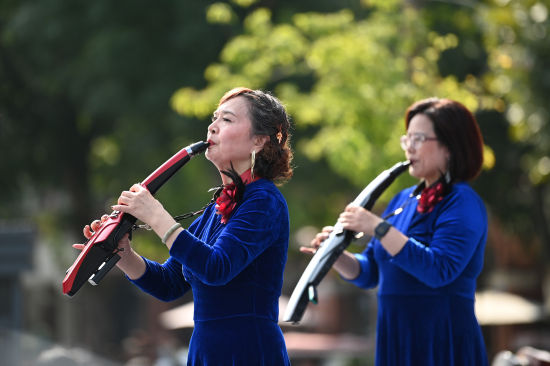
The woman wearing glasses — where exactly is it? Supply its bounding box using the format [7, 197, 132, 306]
[305, 98, 488, 365]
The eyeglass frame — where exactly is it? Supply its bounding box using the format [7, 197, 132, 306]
[400, 133, 438, 150]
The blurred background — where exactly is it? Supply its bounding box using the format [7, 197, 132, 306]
[1, 0, 549, 365]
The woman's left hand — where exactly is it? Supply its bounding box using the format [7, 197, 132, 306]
[338, 204, 383, 237]
[112, 184, 166, 227]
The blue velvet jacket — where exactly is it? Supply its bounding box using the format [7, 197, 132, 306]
[347, 182, 489, 366]
[349, 182, 487, 298]
[129, 179, 290, 365]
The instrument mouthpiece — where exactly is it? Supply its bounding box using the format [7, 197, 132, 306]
[188, 141, 210, 155]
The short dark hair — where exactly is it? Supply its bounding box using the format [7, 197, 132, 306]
[405, 98, 484, 182]
[219, 87, 293, 184]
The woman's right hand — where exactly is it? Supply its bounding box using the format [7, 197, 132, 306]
[300, 226, 334, 255]
[299, 225, 361, 279]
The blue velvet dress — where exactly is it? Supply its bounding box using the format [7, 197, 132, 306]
[347, 182, 489, 366]
[130, 179, 290, 365]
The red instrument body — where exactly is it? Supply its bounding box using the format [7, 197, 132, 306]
[62, 141, 209, 296]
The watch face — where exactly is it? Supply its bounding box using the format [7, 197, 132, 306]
[375, 221, 391, 239]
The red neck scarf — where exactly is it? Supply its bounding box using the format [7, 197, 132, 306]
[215, 169, 259, 224]
[417, 181, 445, 214]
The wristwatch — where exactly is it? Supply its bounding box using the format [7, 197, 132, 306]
[374, 220, 392, 240]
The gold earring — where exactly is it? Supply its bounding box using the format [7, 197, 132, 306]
[251, 150, 256, 180]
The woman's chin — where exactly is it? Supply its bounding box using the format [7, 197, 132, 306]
[408, 166, 422, 180]
[204, 152, 219, 167]
[205, 149, 217, 161]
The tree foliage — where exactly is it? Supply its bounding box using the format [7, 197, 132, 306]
[479, 0, 550, 256]
[0, 1, 226, 249]
[2, 0, 549, 258]
[171, 0, 550, 260]
[171, 1, 494, 206]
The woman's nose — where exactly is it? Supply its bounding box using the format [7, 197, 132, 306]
[406, 141, 416, 153]
[208, 120, 217, 134]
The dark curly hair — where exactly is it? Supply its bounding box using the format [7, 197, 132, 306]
[218, 87, 293, 184]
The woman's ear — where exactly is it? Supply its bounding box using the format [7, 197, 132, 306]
[253, 135, 270, 151]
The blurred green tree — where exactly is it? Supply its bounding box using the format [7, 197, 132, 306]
[171, 0, 497, 231]
[169, 0, 550, 276]
[0, 1, 227, 251]
[0, 0, 375, 258]
[479, 0, 550, 258]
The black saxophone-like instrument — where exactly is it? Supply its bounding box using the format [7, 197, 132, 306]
[283, 160, 411, 323]
[62, 141, 209, 297]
